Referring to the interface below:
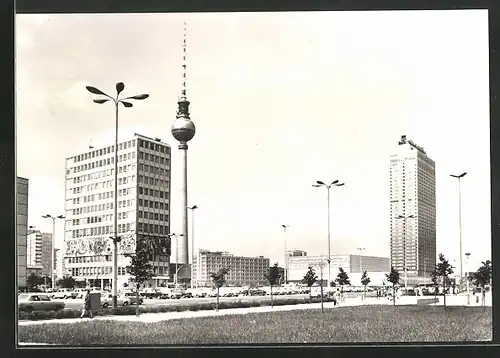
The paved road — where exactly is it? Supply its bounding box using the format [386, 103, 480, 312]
[60, 292, 376, 310]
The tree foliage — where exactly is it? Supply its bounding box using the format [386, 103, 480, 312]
[361, 271, 371, 300]
[264, 262, 281, 308]
[57, 276, 76, 289]
[470, 260, 492, 307]
[435, 253, 454, 310]
[302, 267, 318, 299]
[210, 267, 230, 311]
[335, 268, 351, 289]
[125, 238, 154, 316]
[385, 267, 400, 306]
[27, 273, 46, 290]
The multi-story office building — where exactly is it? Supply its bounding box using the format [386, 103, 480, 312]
[288, 249, 307, 257]
[389, 135, 436, 283]
[63, 133, 172, 289]
[192, 250, 270, 287]
[27, 230, 43, 267]
[17, 177, 29, 290]
[55, 248, 65, 279]
[41, 233, 53, 277]
[287, 254, 390, 285]
[27, 230, 53, 277]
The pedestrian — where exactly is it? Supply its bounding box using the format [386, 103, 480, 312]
[80, 289, 93, 319]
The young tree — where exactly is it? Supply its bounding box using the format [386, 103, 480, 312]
[335, 268, 351, 302]
[430, 267, 439, 305]
[210, 267, 230, 311]
[435, 253, 454, 310]
[385, 266, 400, 306]
[57, 276, 76, 289]
[27, 273, 44, 291]
[302, 266, 318, 300]
[264, 262, 281, 308]
[361, 271, 371, 300]
[125, 238, 153, 316]
[470, 260, 492, 307]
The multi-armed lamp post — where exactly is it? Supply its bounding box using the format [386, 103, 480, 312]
[281, 224, 289, 284]
[41, 214, 65, 289]
[187, 205, 198, 288]
[85, 82, 149, 308]
[313, 180, 345, 287]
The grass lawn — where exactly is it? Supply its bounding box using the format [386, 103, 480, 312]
[18, 305, 491, 345]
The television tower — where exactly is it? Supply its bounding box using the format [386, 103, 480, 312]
[171, 21, 196, 266]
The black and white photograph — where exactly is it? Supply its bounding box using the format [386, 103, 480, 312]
[15, 9, 492, 345]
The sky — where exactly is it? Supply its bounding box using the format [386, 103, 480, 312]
[16, 10, 490, 272]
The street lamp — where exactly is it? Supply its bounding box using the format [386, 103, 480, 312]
[41, 214, 65, 290]
[313, 179, 345, 287]
[281, 225, 289, 285]
[450, 172, 467, 278]
[357, 247, 365, 273]
[396, 214, 415, 291]
[168, 233, 185, 286]
[465, 252, 471, 305]
[187, 205, 198, 288]
[86, 82, 149, 308]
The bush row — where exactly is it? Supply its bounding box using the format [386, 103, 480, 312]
[19, 296, 337, 321]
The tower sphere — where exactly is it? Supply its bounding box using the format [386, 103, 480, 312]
[171, 117, 196, 142]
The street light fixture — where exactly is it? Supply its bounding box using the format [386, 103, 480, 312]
[465, 252, 471, 305]
[41, 214, 65, 290]
[86, 82, 149, 308]
[396, 214, 415, 291]
[450, 172, 467, 279]
[187, 205, 198, 288]
[313, 179, 345, 287]
[281, 224, 289, 285]
[168, 233, 185, 286]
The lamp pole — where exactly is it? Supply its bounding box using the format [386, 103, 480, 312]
[187, 205, 198, 288]
[41, 214, 65, 290]
[450, 172, 467, 278]
[465, 252, 471, 305]
[86, 83, 149, 308]
[396, 215, 415, 291]
[313, 180, 345, 287]
[281, 225, 289, 285]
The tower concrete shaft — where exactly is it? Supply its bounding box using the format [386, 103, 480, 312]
[178, 142, 189, 264]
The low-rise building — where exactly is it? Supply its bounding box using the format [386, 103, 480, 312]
[288, 254, 391, 286]
[192, 250, 270, 287]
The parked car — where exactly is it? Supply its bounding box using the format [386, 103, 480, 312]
[101, 292, 144, 308]
[51, 288, 73, 299]
[72, 288, 87, 299]
[140, 288, 161, 299]
[18, 293, 65, 312]
[248, 289, 266, 296]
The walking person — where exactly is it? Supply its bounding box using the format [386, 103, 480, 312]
[80, 289, 93, 319]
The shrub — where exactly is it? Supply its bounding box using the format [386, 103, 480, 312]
[18, 295, 339, 321]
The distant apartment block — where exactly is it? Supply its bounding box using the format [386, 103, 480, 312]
[17, 177, 29, 289]
[389, 135, 436, 281]
[192, 250, 270, 287]
[287, 254, 390, 285]
[287, 249, 307, 257]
